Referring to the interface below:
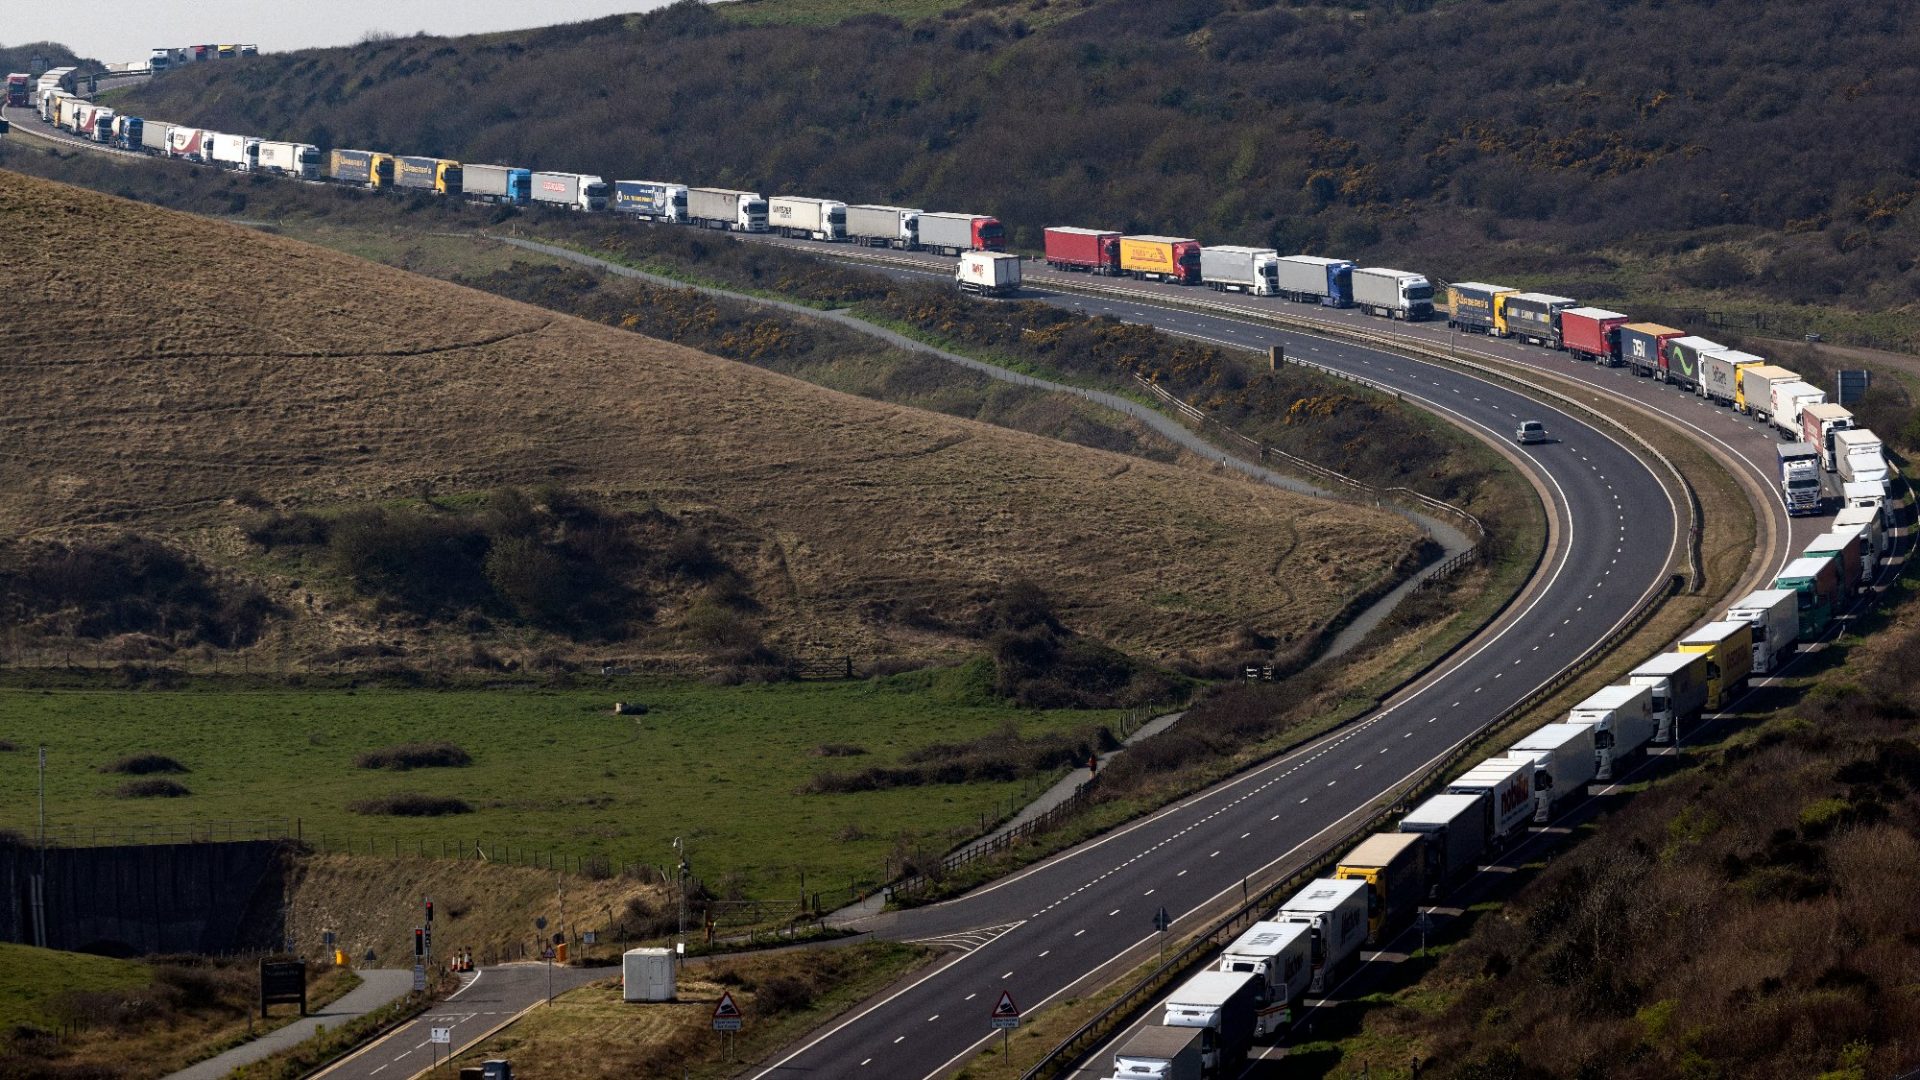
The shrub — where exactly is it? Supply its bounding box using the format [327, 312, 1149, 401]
[353, 742, 473, 770]
[0, 535, 275, 648]
[117, 779, 191, 798]
[100, 753, 189, 775]
[348, 793, 472, 816]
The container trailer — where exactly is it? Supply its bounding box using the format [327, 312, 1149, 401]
[395, 155, 460, 195]
[328, 148, 392, 188]
[1444, 757, 1535, 845]
[1833, 506, 1885, 564]
[1043, 227, 1121, 274]
[1736, 364, 1801, 421]
[465, 164, 532, 205]
[1628, 651, 1709, 744]
[1161, 970, 1259, 1075]
[1334, 832, 1427, 943]
[1829, 519, 1878, 579]
[1617, 323, 1683, 378]
[687, 187, 767, 231]
[1217, 920, 1312, 1039]
[1445, 282, 1515, 334]
[1698, 348, 1764, 405]
[611, 180, 685, 220]
[256, 140, 320, 179]
[1803, 531, 1865, 596]
[1834, 429, 1889, 492]
[1398, 791, 1489, 888]
[1842, 480, 1886, 515]
[1659, 335, 1721, 391]
[955, 251, 1022, 297]
[919, 212, 1004, 255]
[532, 172, 610, 212]
[139, 121, 170, 155]
[1566, 684, 1656, 780]
[1558, 307, 1629, 364]
[1774, 556, 1840, 639]
[1498, 292, 1576, 347]
[207, 132, 258, 171]
[1726, 588, 1800, 674]
[1769, 381, 1827, 439]
[1776, 442, 1822, 516]
[1274, 256, 1354, 307]
[1677, 621, 1756, 710]
[1800, 403, 1854, 471]
[845, 204, 920, 249]
[1108, 1026, 1205, 1080]
[768, 196, 846, 241]
[1505, 724, 1599, 822]
[170, 128, 213, 164]
[1119, 235, 1202, 284]
[1352, 267, 1434, 321]
[1199, 246, 1280, 295]
[1274, 879, 1369, 994]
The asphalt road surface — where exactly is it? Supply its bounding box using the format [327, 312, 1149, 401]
[316, 963, 604, 1080]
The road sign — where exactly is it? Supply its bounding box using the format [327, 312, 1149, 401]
[1838, 369, 1871, 406]
[712, 990, 744, 1031]
[535, 916, 547, 931]
[429, 1027, 452, 1045]
[582, 930, 597, 945]
[1152, 906, 1171, 932]
[321, 930, 336, 947]
[990, 989, 1021, 1028]
[413, 963, 427, 992]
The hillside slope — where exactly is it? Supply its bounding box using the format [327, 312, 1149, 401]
[109, 0, 1920, 334]
[0, 169, 1418, 668]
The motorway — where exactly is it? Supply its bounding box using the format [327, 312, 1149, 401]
[316, 963, 603, 1080]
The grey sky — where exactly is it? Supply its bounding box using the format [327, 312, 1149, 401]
[9, 1, 685, 65]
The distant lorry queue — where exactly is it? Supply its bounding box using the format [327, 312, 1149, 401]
[1098, 512, 1888, 1077]
[12, 78, 1895, 507]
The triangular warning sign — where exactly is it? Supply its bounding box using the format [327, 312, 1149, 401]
[990, 990, 1021, 1019]
[713, 991, 743, 1020]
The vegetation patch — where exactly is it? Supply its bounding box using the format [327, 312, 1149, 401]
[805, 722, 1111, 794]
[354, 741, 474, 770]
[349, 793, 473, 817]
[100, 753, 189, 776]
[0, 535, 274, 651]
[116, 779, 191, 799]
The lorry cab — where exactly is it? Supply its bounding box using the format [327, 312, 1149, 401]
[741, 196, 768, 232]
[1401, 275, 1435, 319]
[975, 216, 1006, 251]
[583, 177, 610, 212]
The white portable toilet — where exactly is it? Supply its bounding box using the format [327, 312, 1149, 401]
[621, 947, 676, 1002]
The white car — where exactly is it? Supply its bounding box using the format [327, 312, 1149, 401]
[1515, 420, 1548, 445]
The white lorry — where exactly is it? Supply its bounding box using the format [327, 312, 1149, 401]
[1274, 878, 1369, 994]
[1725, 588, 1800, 674]
[1833, 506, 1886, 564]
[256, 140, 320, 178]
[1834, 429, 1890, 493]
[768, 196, 846, 241]
[1567, 685, 1656, 781]
[1107, 1025, 1204, 1080]
[1842, 480, 1886, 516]
[1217, 920, 1312, 1039]
[845, 204, 920, 248]
[530, 171, 609, 212]
[1776, 442, 1822, 517]
[1199, 246, 1281, 296]
[687, 187, 768, 231]
[206, 131, 259, 171]
[1505, 723, 1599, 821]
[1351, 267, 1435, 321]
[1444, 757, 1535, 847]
[1399, 791, 1489, 887]
[954, 252, 1022, 297]
[1161, 970, 1259, 1076]
[1769, 380, 1827, 440]
[1627, 651, 1710, 743]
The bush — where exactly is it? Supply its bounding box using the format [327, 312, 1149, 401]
[348, 793, 472, 816]
[116, 779, 190, 798]
[353, 742, 473, 770]
[0, 535, 275, 648]
[100, 753, 189, 775]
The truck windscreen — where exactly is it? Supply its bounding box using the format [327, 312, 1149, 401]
[1408, 284, 1435, 301]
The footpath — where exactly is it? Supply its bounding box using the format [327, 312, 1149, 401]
[162, 969, 414, 1080]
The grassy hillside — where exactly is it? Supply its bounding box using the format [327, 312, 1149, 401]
[0, 169, 1418, 672]
[106, 0, 1920, 349]
[0, 942, 150, 1032]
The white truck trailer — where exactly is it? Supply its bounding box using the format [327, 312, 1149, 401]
[256, 140, 320, 178]
[530, 171, 609, 212]
[1107, 1025, 1204, 1080]
[1627, 651, 1710, 743]
[687, 187, 768, 231]
[206, 132, 258, 171]
[1399, 791, 1488, 887]
[1161, 970, 1259, 1076]
[955, 251, 1022, 297]
[1444, 757, 1535, 846]
[1833, 505, 1885, 563]
[1834, 429, 1890, 493]
[1274, 878, 1369, 994]
[845, 204, 920, 248]
[1725, 588, 1800, 673]
[1567, 685, 1656, 781]
[1199, 246, 1280, 296]
[768, 195, 846, 241]
[1351, 267, 1435, 321]
[1505, 723, 1599, 822]
[1218, 920, 1312, 1039]
[1769, 380, 1826, 439]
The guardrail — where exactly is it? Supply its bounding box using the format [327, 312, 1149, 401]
[1018, 571, 1683, 1080]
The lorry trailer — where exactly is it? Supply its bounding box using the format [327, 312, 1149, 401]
[1499, 292, 1577, 347]
[1044, 227, 1121, 274]
[1398, 791, 1489, 888]
[1352, 267, 1434, 321]
[1698, 347, 1763, 405]
[1120, 235, 1202, 284]
[1334, 832, 1427, 943]
[687, 187, 767, 231]
[1558, 307, 1629, 363]
[1505, 723, 1599, 821]
[139, 120, 171, 155]
[1627, 651, 1710, 743]
[1842, 480, 1887, 515]
[1832, 506, 1886, 564]
[1445, 282, 1515, 334]
[1274, 879, 1369, 994]
[1803, 531, 1865, 596]
[1769, 381, 1827, 439]
[1774, 556, 1840, 639]
[1776, 442, 1822, 517]
[1800, 402, 1854, 471]
[1217, 920, 1312, 1039]
[530, 172, 609, 212]
[207, 132, 260, 171]
[328, 148, 392, 188]
[466, 164, 532, 205]
[256, 140, 320, 179]
[1829, 519, 1878, 578]
[1199, 245, 1280, 295]
[845, 204, 920, 249]
[1725, 588, 1800, 674]
[1617, 323, 1683, 378]
[1677, 621, 1756, 710]
[1108, 1025, 1204, 1080]
[1161, 970, 1259, 1076]
[919, 212, 1004, 255]
[612, 180, 687, 221]
[768, 196, 846, 241]
[395, 155, 461, 195]
[1660, 335, 1722, 391]
[1274, 256, 1354, 306]
[1834, 428, 1889, 491]
[1736, 364, 1801, 421]
[1444, 757, 1535, 844]
[1566, 684, 1656, 780]
[955, 252, 1022, 297]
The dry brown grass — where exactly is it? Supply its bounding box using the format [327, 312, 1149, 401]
[0, 171, 1418, 667]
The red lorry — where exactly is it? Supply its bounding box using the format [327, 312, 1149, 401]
[1558, 307, 1630, 365]
[1044, 227, 1122, 274]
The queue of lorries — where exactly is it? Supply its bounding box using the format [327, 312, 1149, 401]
[1099, 514, 1892, 1079]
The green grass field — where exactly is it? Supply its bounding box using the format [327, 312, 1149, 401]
[0, 664, 1119, 900]
[0, 943, 150, 1032]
